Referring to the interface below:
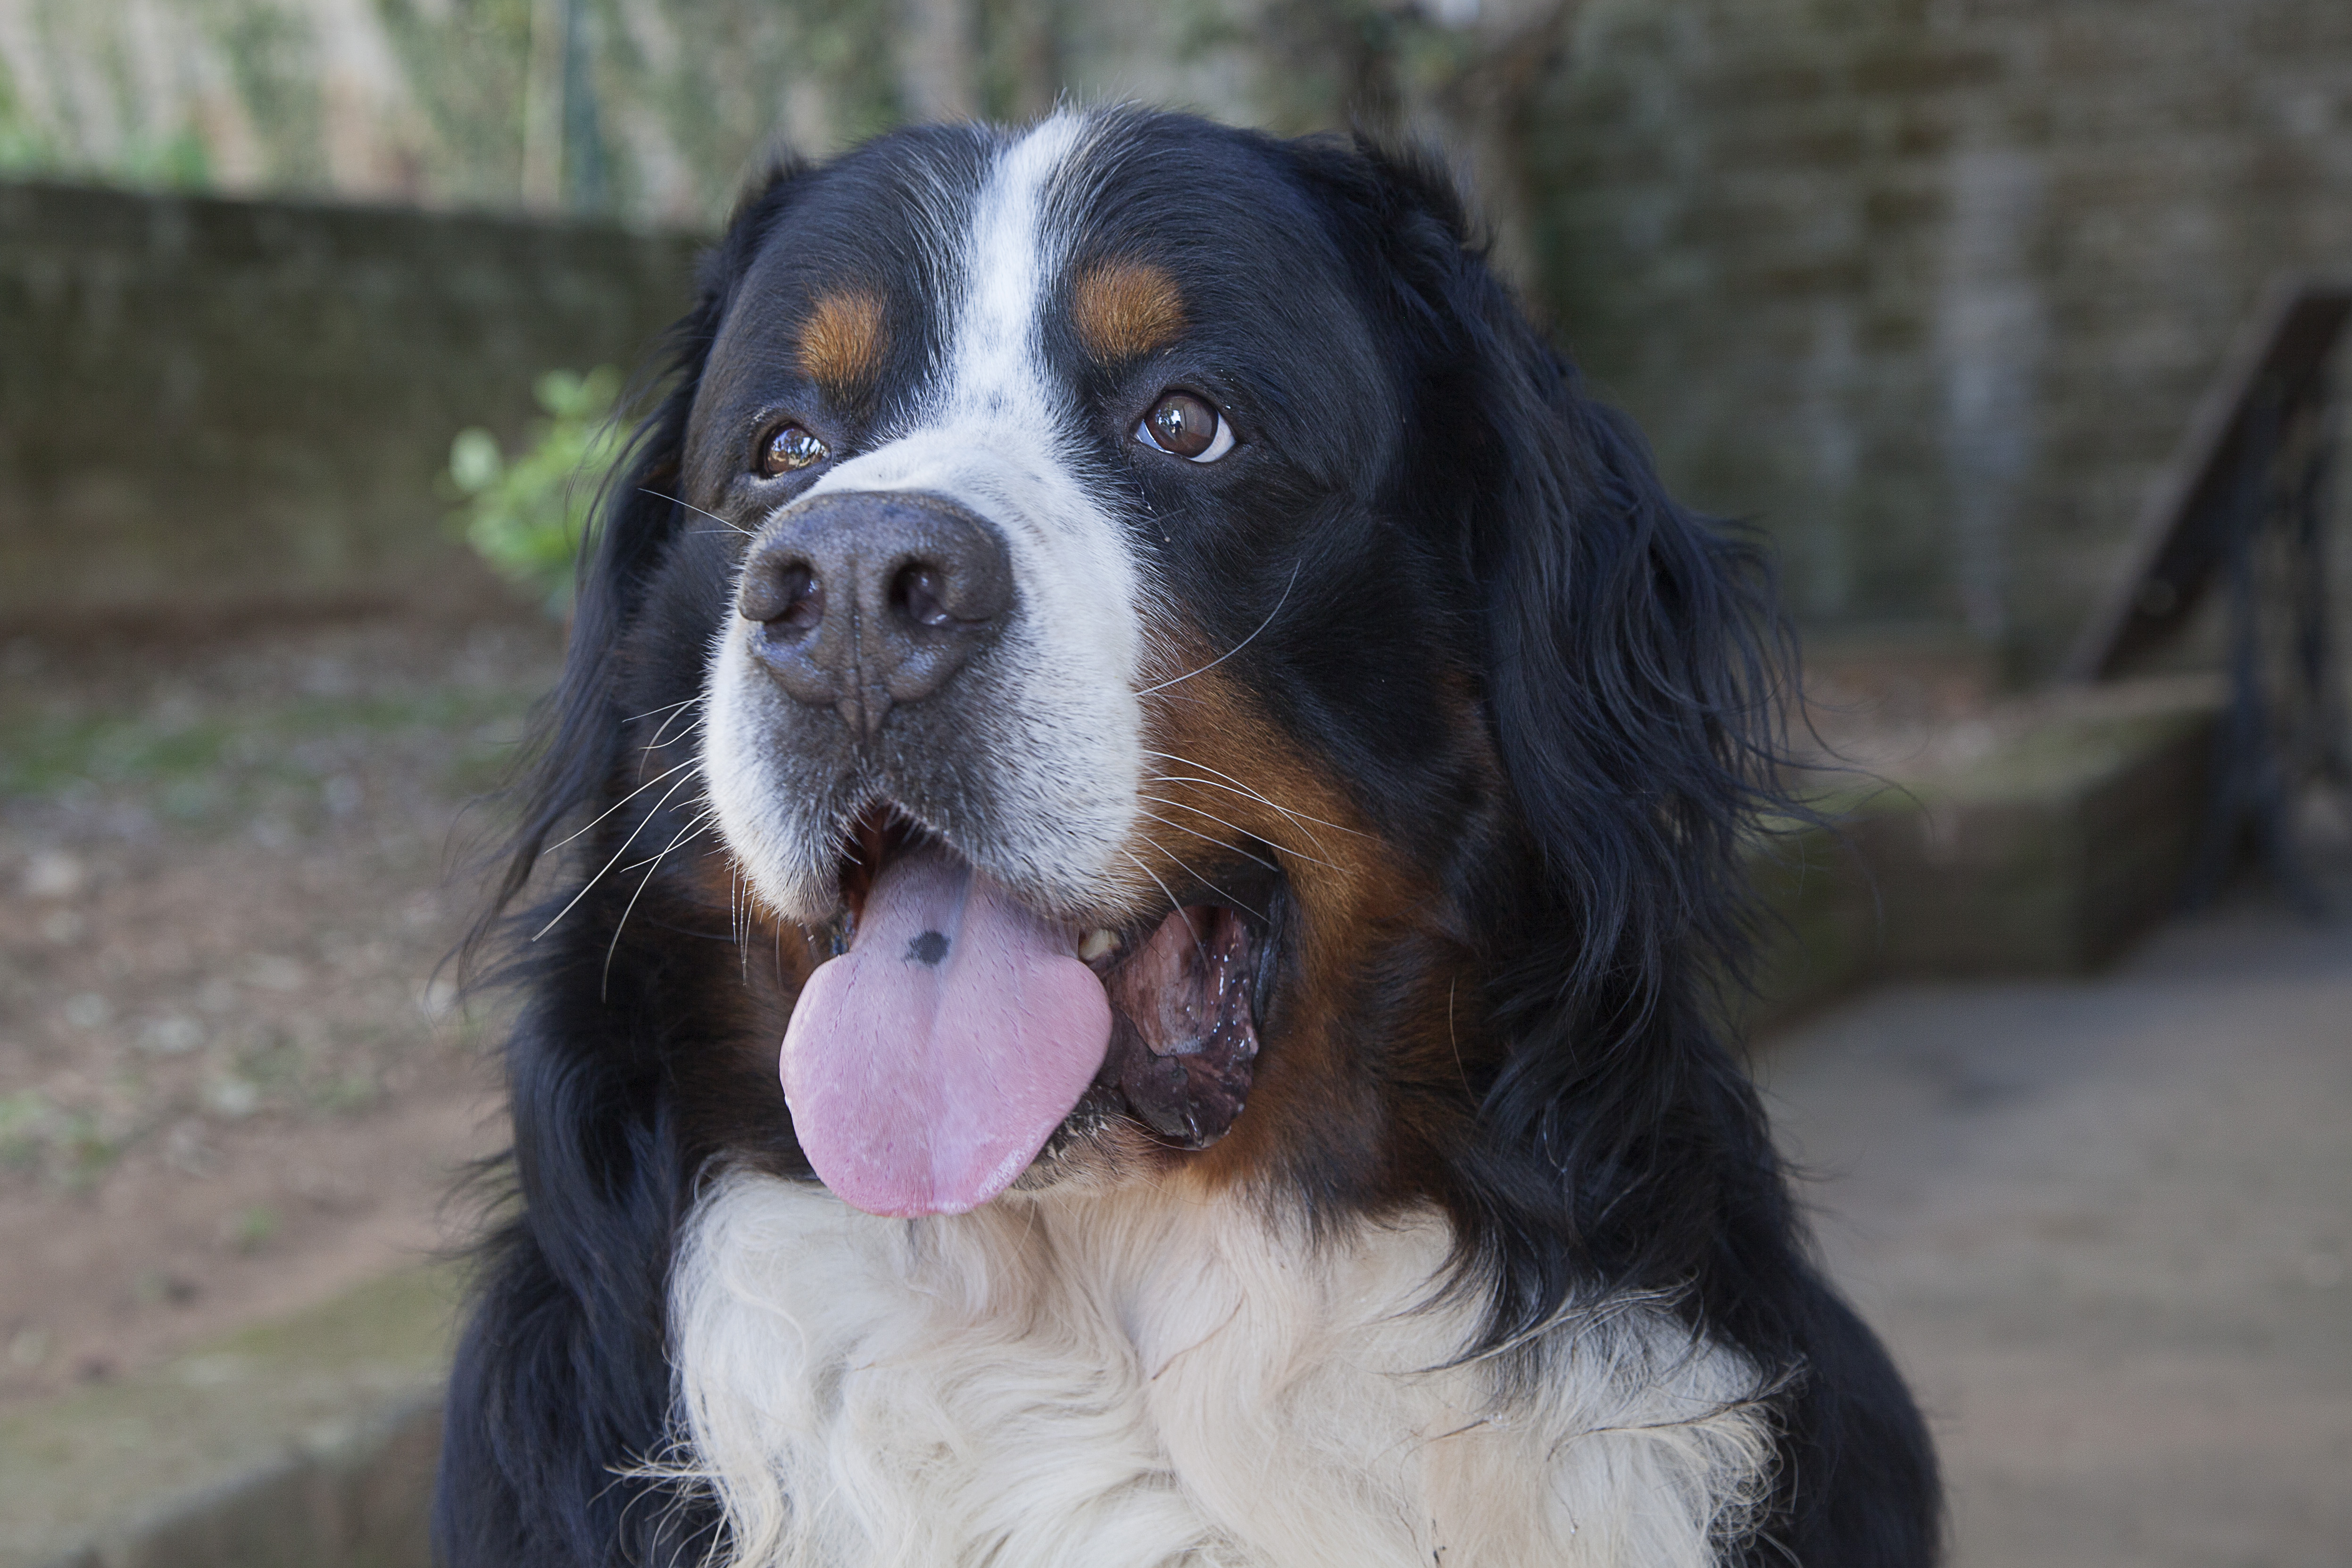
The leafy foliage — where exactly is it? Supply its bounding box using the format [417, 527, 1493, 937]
[448, 367, 626, 617]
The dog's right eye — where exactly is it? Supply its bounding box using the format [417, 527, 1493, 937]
[759, 423, 829, 477]
[1135, 392, 1235, 464]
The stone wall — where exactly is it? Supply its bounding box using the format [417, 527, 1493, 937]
[0, 181, 699, 629]
[10, 0, 2352, 662]
[1529, 0, 2352, 676]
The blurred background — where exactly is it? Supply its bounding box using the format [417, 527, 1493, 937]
[1, 2, 2347, 1565]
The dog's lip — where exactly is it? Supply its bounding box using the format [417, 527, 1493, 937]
[828, 801, 1280, 983]
[1084, 899, 1266, 1150]
[1074, 876, 1275, 983]
[1065, 862, 1282, 1154]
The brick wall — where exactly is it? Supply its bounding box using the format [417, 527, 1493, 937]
[0, 183, 700, 628]
[1529, 0, 2352, 676]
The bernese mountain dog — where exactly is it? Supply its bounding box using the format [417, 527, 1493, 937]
[435, 108, 1941, 1567]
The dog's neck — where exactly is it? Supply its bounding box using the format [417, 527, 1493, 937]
[661, 1170, 1773, 1568]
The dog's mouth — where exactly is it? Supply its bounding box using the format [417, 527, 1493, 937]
[781, 806, 1277, 1217]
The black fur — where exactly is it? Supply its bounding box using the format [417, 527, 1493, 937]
[437, 111, 1939, 1566]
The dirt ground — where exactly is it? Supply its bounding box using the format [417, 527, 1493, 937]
[5, 608, 2346, 1567]
[0, 611, 561, 1409]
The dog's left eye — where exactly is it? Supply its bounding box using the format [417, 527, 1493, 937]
[1134, 392, 1235, 464]
[759, 423, 830, 476]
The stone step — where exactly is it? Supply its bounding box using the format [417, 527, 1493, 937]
[1750, 676, 2223, 1027]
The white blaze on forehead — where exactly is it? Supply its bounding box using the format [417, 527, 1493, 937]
[947, 112, 1088, 418]
[802, 114, 1113, 561]
[803, 114, 1144, 848]
[706, 112, 1149, 918]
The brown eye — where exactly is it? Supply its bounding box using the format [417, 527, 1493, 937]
[1136, 391, 1234, 463]
[759, 423, 829, 476]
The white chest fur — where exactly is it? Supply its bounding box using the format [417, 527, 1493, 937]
[664, 1171, 1774, 1568]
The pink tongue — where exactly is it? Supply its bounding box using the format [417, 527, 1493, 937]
[781, 842, 1112, 1217]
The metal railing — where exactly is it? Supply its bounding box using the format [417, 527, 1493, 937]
[2066, 281, 2352, 910]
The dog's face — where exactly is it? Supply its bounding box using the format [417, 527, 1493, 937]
[696, 114, 1409, 921]
[657, 115, 1497, 1216]
[552, 108, 1762, 1240]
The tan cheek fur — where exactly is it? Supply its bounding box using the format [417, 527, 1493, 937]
[672, 842, 831, 1155]
[1126, 645, 1477, 1196]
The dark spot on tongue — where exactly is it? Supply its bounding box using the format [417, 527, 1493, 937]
[780, 841, 1112, 1216]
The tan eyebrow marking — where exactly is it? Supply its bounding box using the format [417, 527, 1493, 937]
[798, 290, 888, 397]
[1072, 260, 1186, 365]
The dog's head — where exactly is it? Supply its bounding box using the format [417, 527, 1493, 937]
[511, 109, 1784, 1257]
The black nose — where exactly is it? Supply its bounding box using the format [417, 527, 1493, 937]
[737, 491, 1014, 736]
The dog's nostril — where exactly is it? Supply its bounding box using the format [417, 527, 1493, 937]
[775, 566, 823, 633]
[894, 564, 953, 629]
[742, 561, 823, 632]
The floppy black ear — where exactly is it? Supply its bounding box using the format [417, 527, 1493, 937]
[1343, 155, 1950, 1566]
[1315, 140, 1799, 1302]
[1357, 145, 1788, 1015]
[436, 167, 810, 1566]
[1471, 308, 1790, 1012]
[1304, 141, 1791, 1003]
[1464, 288, 1799, 1244]
[478, 164, 810, 931]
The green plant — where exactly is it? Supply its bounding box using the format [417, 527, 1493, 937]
[0, 1093, 116, 1188]
[447, 366, 628, 616]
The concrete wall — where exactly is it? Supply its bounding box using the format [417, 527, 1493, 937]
[0, 181, 700, 629]
[1529, 0, 2352, 676]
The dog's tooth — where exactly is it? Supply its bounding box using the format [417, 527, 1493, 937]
[1079, 929, 1118, 962]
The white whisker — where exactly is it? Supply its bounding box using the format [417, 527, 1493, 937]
[641, 709, 706, 763]
[534, 765, 706, 941]
[603, 807, 720, 995]
[1142, 772, 1340, 860]
[1137, 794, 1338, 871]
[622, 695, 701, 726]
[1133, 562, 1299, 697]
[647, 489, 754, 538]
[1138, 748, 1365, 838]
[1130, 807, 1280, 875]
[734, 864, 747, 967]
[1128, 838, 1269, 927]
[545, 755, 700, 855]
[1119, 849, 1213, 968]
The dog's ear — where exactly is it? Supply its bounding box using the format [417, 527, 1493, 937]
[1352, 144, 1788, 1010]
[1319, 141, 1797, 1310]
[1470, 303, 1789, 1016]
[477, 163, 811, 933]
